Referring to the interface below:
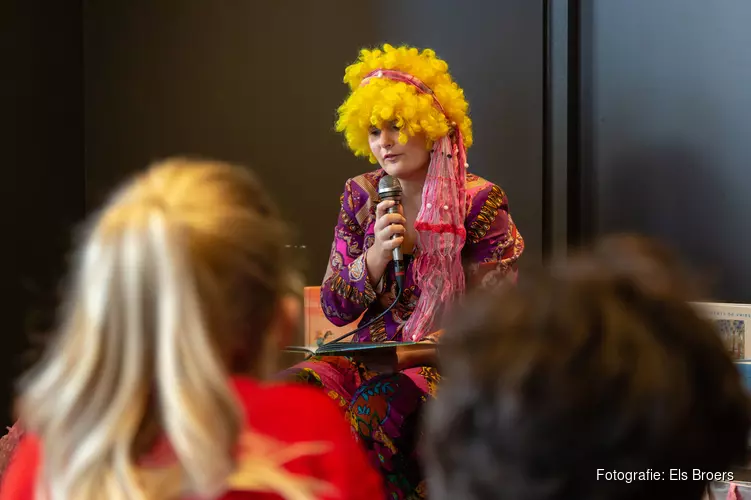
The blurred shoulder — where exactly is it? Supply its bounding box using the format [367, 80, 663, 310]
[465, 172, 507, 203]
[231, 377, 346, 434]
[465, 173, 509, 216]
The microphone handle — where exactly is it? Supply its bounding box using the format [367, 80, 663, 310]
[386, 202, 406, 290]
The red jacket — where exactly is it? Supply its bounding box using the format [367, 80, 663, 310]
[0, 378, 384, 499]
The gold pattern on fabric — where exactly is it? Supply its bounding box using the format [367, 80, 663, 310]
[368, 314, 388, 342]
[467, 184, 506, 243]
[348, 254, 366, 281]
[352, 174, 380, 225]
[340, 205, 364, 236]
[329, 274, 376, 307]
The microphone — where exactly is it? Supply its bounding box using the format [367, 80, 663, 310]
[378, 175, 406, 291]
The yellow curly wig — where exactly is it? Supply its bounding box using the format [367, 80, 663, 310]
[335, 44, 473, 163]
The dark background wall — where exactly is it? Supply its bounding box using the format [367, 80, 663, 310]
[2, 0, 544, 427]
[580, 0, 751, 301]
[2, 3, 84, 429]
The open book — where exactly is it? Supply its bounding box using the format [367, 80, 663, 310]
[284, 341, 431, 357]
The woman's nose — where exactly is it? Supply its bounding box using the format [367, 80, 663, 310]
[378, 129, 397, 148]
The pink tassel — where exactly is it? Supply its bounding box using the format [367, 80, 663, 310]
[406, 132, 468, 340]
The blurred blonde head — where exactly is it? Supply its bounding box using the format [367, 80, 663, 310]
[18, 158, 318, 500]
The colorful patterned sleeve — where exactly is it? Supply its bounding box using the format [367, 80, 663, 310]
[463, 182, 525, 289]
[320, 179, 377, 326]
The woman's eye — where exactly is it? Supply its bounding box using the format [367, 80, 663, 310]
[369, 128, 380, 136]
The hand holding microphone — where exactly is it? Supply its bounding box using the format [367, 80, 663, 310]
[333, 176, 407, 345]
[365, 199, 405, 290]
[374, 175, 407, 290]
[373, 199, 406, 257]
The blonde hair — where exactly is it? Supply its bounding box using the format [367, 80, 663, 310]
[18, 158, 318, 499]
[336, 43, 473, 163]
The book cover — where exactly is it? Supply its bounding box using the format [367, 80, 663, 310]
[303, 286, 357, 346]
[735, 361, 751, 393]
[692, 301, 751, 361]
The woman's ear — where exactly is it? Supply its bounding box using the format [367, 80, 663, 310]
[273, 294, 302, 348]
[253, 294, 302, 378]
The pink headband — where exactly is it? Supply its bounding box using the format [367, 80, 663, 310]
[360, 69, 449, 118]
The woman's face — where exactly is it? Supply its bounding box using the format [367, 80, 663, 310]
[368, 123, 430, 180]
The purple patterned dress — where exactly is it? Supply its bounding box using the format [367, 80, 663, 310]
[279, 168, 524, 499]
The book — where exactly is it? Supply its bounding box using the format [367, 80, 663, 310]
[284, 341, 433, 357]
[692, 301, 751, 361]
[736, 360, 751, 393]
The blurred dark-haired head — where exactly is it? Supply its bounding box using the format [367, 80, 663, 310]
[426, 234, 751, 500]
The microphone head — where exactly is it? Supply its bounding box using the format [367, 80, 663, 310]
[378, 175, 402, 201]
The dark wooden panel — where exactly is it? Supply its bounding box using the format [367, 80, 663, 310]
[582, 0, 751, 301]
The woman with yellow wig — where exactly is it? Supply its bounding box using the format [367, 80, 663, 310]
[280, 45, 524, 498]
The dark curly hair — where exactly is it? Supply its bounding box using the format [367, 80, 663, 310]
[425, 235, 751, 500]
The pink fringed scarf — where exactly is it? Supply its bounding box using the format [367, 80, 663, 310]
[361, 69, 468, 340]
